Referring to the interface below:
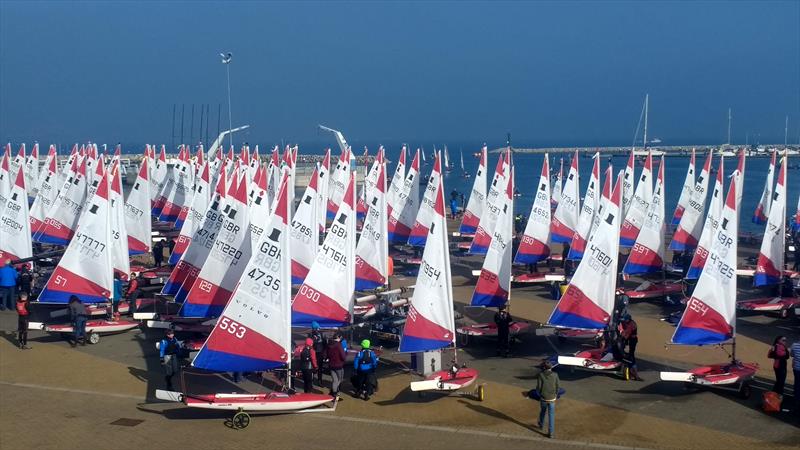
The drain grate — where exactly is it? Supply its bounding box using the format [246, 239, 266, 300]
[110, 418, 144, 427]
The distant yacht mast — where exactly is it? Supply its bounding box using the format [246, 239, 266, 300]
[643, 94, 649, 150]
[727, 107, 732, 145]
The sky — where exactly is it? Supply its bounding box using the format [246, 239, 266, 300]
[1, 1, 798, 150]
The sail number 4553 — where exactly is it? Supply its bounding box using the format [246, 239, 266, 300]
[218, 317, 246, 338]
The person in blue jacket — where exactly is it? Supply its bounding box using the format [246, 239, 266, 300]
[0, 260, 19, 311]
[112, 273, 123, 316]
[353, 339, 378, 400]
[159, 330, 184, 391]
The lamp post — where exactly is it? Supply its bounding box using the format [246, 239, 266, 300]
[221, 52, 233, 151]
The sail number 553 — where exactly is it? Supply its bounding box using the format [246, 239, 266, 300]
[219, 317, 246, 338]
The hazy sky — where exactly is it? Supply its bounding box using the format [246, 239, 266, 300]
[1, 1, 798, 149]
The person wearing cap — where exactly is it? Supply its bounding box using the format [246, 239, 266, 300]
[494, 305, 513, 357]
[308, 321, 327, 385]
[326, 333, 347, 400]
[299, 337, 318, 393]
[535, 360, 560, 439]
[618, 313, 642, 381]
[159, 330, 184, 391]
[353, 339, 378, 401]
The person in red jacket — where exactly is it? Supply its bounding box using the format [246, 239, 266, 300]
[769, 335, 790, 396]
[16, 292, 30, 349]
[326, 333, 347, 400]
[299, 338, 318, 393]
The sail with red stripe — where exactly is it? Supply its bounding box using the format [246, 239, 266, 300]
[109, 163, 130, 279]
[670, 150, 713, 252]
[292, 173, 356, 327]
[621, 150, 635, 218]
[399, 178, 455, 352]
[38, 171, 113, 303]
[624, 156, 665, 275]
[672, 148, 695, 225]
[686, 156, 725, 280]
[29, 146, 59, 236]
[752, 150, 776, 225]
[386, 145, 406, 219]
[35, 155, 88, 245]
[355, 161, 388, 290]
[672, 174, 738, 345]
[316, 149, 331, 232]
[150, 145, 168, 212]
[248, 164, 271, 247]
[548, 171, 622, 330]
[0, 150, 9, 211]
[409, 151, 443, 248]
[182, 172, 252, 318]
[459, 145, 487, 235]
[568, 153, 600, 260]
[357, 147, 382, 221]
[794, 193, 800, 233]
[551, 158, 562, 209]
[126, 157, 153, 255]
[0, 166, 32, 264]
[162, 169, 227, 300]
[291, 166, 320, 285]
[515, 155, 551, 264]
[470, 149, 508, 254]
[472, 167, 513, 307]
[327, 148, 351, 220]
[23, 143, 39, 201]
[550, 151, 580, 244]
[620, 151, 653, 247]
[388, 148, 420, 244]
[754, 154, 786, 286]
[159, 147, 192, 224]
[192, 176, 292, 372]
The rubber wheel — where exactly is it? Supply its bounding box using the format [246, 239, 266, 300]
[232, 411, 250, 429]
[780, 309, 790, 319]
[477, 385, 485, 402]
[88, 333, 100, 345]
[739, 382, 752, 399]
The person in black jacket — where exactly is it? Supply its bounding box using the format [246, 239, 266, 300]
[495, 306, 513, 357]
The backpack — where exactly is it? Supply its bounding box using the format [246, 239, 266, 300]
[300, 346, 313, 370]
[359, 350, 374, 370]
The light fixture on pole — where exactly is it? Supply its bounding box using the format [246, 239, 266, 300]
[220, 52, 233, 151]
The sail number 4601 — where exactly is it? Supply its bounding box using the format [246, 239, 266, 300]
[218, 317, 246, 338]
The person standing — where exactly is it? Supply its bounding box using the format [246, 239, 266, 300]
[17, 264, 34, 298]
[768, 335, 790, 396]
[299, 338, 318, 393]
[0, 259, 18, 311]
[354, 339, 378, 401]
[494, 306, 512, 357]
[126, 272, 142, 313]
[791, 339, 800, 414]
[309, 322, 327, 385]
[535, 360, 560, 439]
[16, 292, 31, 349]
[112, 273, 123, 316]
[68, 295, 88, 346]
[159, 330, 183, 391]
[618, 314, 643, 381]
[152, 240, 164, 267]
[326, 333, 347, 400]
[167, 238, 176, 259]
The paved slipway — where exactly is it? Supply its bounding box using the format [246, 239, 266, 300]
[1, 232, 798, 449]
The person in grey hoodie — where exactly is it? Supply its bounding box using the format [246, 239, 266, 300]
[535, 360, 560, 438]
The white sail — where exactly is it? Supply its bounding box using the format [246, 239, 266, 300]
[686, 157, 725, 280]
[290, 166, 320, 285]
[355, 161, 389, 290]
[459, 146, 487, 235]
[388, 148, 420, 244]
[469, 150, 507, 254]
[620, 151, 653, 247]
[29, 147, 59, 235]
[0, 166, 32, 262]
[515, 154, 551, 264]
[567, 153, 600, 259]
[670, 150, 713, 252]
[551, 151, 580, 244]
[754, 154, 787, 286]
[109, 163, 130, 279]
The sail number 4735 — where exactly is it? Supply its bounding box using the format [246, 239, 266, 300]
[218, 317, 246, 338]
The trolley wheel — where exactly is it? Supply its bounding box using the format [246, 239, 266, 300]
[476, 384, 485, 402]
[88, 332, 100, 345]
[232, 411, 251, 429]
[779, 308, 791, 319]
[738, 382, 752, 399]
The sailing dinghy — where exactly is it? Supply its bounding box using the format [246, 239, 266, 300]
[399, 178, 482, 397]
[660, 174, 758, 398]
[156, 177, 334, 425]
[457, 145, 487, 237]
[548, 171, 626, 375]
